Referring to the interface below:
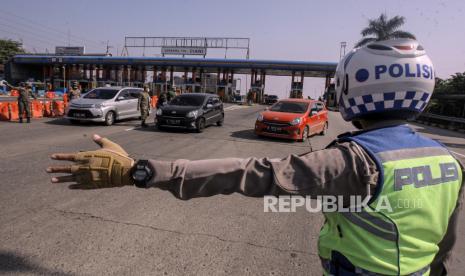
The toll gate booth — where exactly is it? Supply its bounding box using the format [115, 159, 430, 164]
[216, 80, 228, 101]
[182, 69, 203, 93]
[215, 70, 235, 101]
[152, 68, 169, 96]
[7, 55, 337, 101]
[249, 70, 265, 103]
[290, 72, 304, 98]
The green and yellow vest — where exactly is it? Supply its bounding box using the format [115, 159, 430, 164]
[319, 125, 462, 275]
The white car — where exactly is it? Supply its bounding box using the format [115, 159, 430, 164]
[65, 86, 149, 126]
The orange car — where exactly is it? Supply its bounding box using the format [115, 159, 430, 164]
[255, 99, 328, 142]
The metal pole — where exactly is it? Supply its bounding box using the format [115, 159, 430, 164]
[62, 65, 66, 92]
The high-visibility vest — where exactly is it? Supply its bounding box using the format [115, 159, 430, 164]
[319, 125, 462, 275]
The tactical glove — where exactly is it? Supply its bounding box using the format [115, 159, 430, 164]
[47, 134, 135, 188]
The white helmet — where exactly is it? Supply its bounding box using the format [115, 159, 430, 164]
[335, 38, 435, 122]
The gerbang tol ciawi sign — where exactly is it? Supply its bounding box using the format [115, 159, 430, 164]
[161, 47, 207, 56]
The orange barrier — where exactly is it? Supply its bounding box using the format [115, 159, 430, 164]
[31, 100, 43, 118]
[45, 91, 56, 99]
[0, 103, 9, 121]
[10, 90, 19, 97]
[42, 101, 53, 117]
[151, 96, 158, 108]
[63, 93, 68, 103]
[52, 100, 65, 116]
[9, 102, 19, 121]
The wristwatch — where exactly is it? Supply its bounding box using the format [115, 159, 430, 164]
[130, 160, 154, 188]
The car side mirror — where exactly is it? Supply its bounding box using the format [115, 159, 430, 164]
[310, 110, 318, 116]
[117, 96, 125, 101]
[206, 104, 213, 109]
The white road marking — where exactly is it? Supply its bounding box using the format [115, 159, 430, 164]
[451, 150, 465, 158]
[125, 127, 136, 131]
[224, 105, 251, 111]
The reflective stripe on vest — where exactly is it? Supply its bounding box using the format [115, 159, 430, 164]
[341, 210, 396, 242]
[318, 125, 462, 275]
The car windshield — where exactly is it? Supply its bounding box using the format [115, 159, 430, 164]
[170, 95, 205, 106]
[270, 101, 309, 113]
[83, 89, 119, 99]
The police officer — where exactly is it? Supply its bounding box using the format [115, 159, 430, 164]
[156, 92, 168, 108]
[138, 84, 151, 127]
[68, 81, 81, 101]
[167, 88, 176, 102]
[47, 39, 463, 275]
[5, 81, 37, 123]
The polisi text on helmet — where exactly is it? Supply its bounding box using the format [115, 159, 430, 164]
[374, 63, 434, 80]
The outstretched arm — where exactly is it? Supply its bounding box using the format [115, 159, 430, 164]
[148, 142, 376, 199]
[47, 135, 377, 199]
[4, 81, 20, 91]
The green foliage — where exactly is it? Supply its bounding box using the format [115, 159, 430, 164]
[356, 14, 416, 47]
[434, 73, 465, 94]
[0, 39, 25, 64]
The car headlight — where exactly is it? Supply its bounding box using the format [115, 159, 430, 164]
[156, 109, 163, 116]
[257, 114, 264, 122]
[290, 118, 302, 126]
[186, 110, 198, 118]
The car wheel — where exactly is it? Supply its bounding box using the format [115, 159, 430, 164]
[216, 114, 224, 126]
[320, 122, 328, 136]
[104, 111, 115, 126]
[300, 126, 309, 142]
[196, 117, 206, 133]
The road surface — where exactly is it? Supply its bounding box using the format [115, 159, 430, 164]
[1, 104, 464, 275]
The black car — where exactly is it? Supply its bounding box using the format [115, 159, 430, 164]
[155, 93, 224, 132]
[264, 95, 279, 105]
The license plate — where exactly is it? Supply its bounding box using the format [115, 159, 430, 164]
[167, 119, 181, 125]
[269, 126, 282, 132]
[74, 113, 86, 118]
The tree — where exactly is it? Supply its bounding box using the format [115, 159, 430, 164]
[355, 14, 416, 47]
[434, 73, 465, 94]
[0, 39, 25, 64]
[448, 73, 465, 94]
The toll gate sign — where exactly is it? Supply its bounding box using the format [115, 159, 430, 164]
[55, 46, 85, 56]
[161, 47, 207, 56]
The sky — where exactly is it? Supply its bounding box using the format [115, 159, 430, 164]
[1, 0, 464, 99]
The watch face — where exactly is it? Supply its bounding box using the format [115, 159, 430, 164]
[133, 170, 148, 181]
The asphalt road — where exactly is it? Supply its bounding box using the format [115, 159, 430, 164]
[1, 105, 464, 275]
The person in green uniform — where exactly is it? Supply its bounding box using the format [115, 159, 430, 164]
[4, 81, 37, 123]
[167, 88, 176, 102]
[68, 81, 81, 101]
[138, 84, 151, 127]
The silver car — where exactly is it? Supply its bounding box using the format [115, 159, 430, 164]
[65, 86, 147, 126]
